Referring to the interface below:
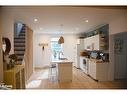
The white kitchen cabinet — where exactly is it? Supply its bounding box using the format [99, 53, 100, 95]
[84, 37, 93, 50]
[88, 59, 109, 81]
[84, 34, 106, 51]
[74, 39, 84, 68]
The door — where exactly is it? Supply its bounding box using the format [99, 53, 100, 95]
[114, 32, 127, 79]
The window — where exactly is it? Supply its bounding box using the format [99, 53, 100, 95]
[51, 38, 63, 59]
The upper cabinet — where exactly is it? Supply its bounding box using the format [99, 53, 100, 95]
[84, 34, 107, 51]
[84, 24, 109, 51]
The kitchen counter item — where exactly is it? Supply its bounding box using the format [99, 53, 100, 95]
[80, 51, 88, 56]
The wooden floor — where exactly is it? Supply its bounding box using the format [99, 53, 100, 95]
[26, 67, 127, 89]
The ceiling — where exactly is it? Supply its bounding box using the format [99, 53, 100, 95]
[2, 6, 127, 34]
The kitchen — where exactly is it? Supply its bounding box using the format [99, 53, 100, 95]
[31, 7, 127, 88]
[1, 6, 127, 89]
[74, 24, 110, 81]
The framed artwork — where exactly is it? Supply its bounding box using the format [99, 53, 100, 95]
[114, 38, 124, 54]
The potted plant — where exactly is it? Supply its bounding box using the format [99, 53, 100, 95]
[7, 54, 18, 69]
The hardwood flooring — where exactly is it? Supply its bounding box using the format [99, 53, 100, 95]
[26, 67, 127, 89]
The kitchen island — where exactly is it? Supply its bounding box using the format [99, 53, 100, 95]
[51, 59, 73, 82]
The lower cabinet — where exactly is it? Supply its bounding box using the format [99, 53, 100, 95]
[58, 63, 72, 82]
[89, 59, 109, 81]
[4, 64, 25, 89]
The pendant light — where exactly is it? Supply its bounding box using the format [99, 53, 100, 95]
[58, 24, 64, 44]
[58, 36, 64, 44]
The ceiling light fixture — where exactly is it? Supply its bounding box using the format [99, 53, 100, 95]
[34, 18, 38, 22]
[85, 20, 89, 22]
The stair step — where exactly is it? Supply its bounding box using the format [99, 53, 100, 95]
[15, 51, 24, 55]
[14, 40, 25, 43]
[18, 57, 24, 60]
[14, 47, 25, 51]
[21, 29, 25, 32]
[14, 38, 25, 40]
[14, 37, 25, 40]
[19, 32, 25, 35]
[17, 58, 23, 61]
[19, 34, 25, 37]
[22, 26, 26, 29]
[14, 44, 25, 47]
[20, 30, 25, 33]
[17, 36, 25, 39]
[15, 54, 24, 56]
[19, 33, 25, 36]
[17, 54, 24, 57]
[14, 43, 25, 46]
[14, 49, 25, 52]
[16, 54, 24, 56]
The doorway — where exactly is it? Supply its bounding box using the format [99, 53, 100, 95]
[114, 32, 127, 79]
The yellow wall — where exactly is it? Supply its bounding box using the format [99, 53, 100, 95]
[0, 7, 3, 81]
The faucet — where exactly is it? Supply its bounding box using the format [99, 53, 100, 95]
[58, 51, 64, 59]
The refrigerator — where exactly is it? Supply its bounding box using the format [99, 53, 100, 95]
[74, 39, 84, 68]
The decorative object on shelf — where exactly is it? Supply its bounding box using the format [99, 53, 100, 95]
[7, 54, 18, 70]
[80, 51, 88, 56]
[58, 24, 64, 44]
[39, 43, 48, 50]
[94, 30, 99, 35]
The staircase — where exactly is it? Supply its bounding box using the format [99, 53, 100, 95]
[14, 24, 26, 64]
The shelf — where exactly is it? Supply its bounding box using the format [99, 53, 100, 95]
[4, 64, 25, 89]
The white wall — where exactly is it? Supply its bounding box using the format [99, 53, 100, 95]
[1, 8, 14, 54]
[33, 33, 77, 68]
[108, 13, 127, 81]
[109, 14, 127, 35]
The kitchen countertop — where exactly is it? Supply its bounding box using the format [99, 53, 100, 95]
[51, 58, 73, 64]
[80, 56, 109, 63]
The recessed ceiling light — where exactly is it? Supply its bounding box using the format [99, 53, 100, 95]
[85, 20, 89, 22]
[34, 18, 38, 22]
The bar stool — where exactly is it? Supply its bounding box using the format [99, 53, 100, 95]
[48, 63, 57, 81]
